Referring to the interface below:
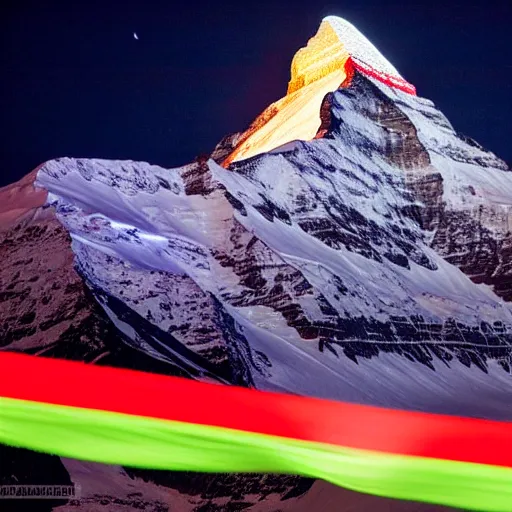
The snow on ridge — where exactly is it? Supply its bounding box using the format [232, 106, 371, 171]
[324, 16, 416, 94]
[212, 145, 512, 327]
[324, 16, 401, 78]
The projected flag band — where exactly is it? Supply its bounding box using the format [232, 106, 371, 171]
[0, 352, 511, 511]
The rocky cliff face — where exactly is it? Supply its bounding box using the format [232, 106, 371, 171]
[1, 15, 511, 512]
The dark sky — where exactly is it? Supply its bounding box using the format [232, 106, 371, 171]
[1, 0, 510, 186]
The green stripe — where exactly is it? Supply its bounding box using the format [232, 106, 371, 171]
[1, 397, 511, 511]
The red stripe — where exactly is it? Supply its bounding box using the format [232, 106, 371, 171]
[1, 351, 511, 467]
[350, 57, 417, 95]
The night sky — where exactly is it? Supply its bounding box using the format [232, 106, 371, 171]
[1, 0, 510, 187]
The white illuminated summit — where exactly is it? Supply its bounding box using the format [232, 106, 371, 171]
[323, 16, 404, 78]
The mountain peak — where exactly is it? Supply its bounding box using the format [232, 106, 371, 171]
[224, 17, 416, 165]
[288, 16, 414, 96]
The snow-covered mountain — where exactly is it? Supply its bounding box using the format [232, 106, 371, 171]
[1, 15, 511, 512]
